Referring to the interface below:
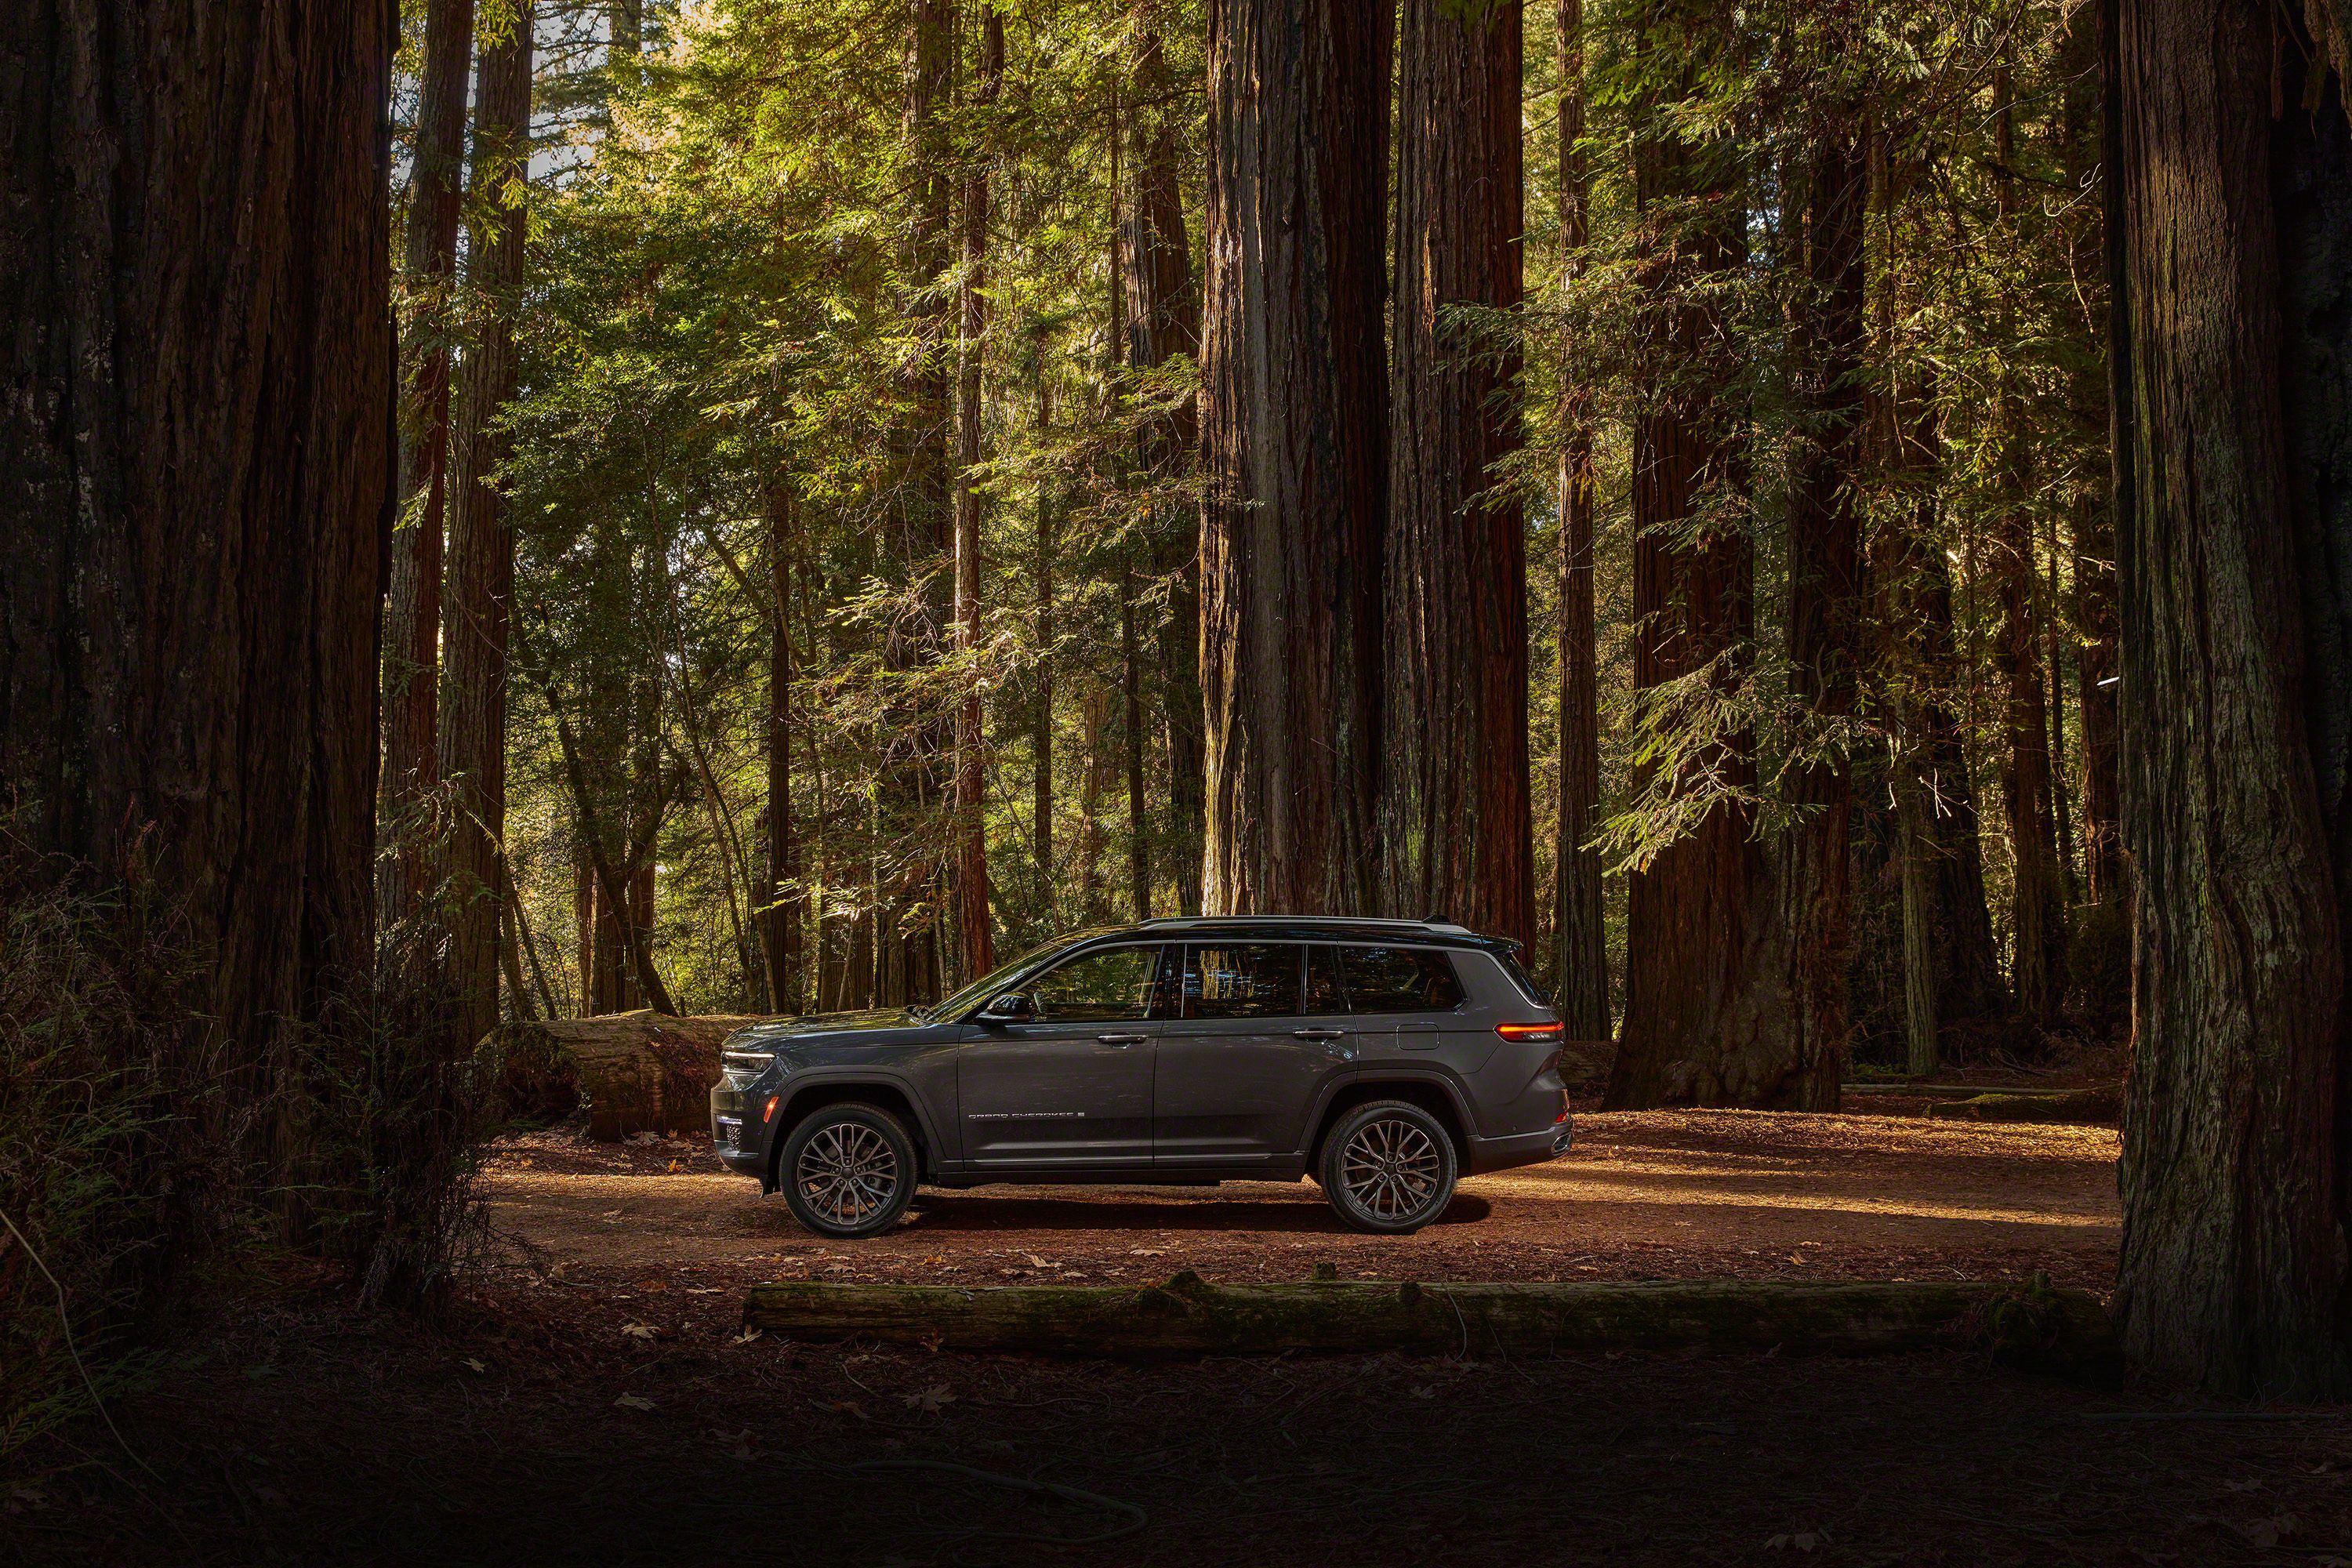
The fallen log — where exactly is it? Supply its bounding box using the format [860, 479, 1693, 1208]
[1926, 1084, 2122, 1125]
[492, 1011, 760, 1139]
[741, 1273, 2114, 1374]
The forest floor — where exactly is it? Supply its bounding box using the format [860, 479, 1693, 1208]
[21, 1105, 2352, 1567]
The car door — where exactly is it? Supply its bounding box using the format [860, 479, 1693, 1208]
[1153, 942, 1355, 1167]
[1338, 944, 1475, 1069]
[956, 943, 1163, 1170]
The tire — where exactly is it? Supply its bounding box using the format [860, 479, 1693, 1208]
[1319, 1100, 1458, 1235]
[777, 1102, 918, 1239]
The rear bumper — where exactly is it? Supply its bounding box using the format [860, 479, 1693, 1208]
[1467, 1121, 1569, 1175]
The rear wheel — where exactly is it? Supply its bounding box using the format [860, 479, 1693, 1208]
[1319, 1100, 1457, 1234]
[777, 1103, 917, 1239]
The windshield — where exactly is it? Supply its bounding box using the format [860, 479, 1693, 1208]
[916, 937, 1080, 1022]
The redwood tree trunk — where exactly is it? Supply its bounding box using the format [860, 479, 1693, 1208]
[1200, 0, 1391, 916]
[1606, 0, 1766, 1108]
[1384, 0, 1533, 950]
[2080, 0, 2127, 913]
[884, 0, 955, 1005]
[438, 12, 533, 1052]
[1992, 72, 2069, 1022]
[0, 0, 392, 1174]
[1552, 0, 1609, 1039]
[2114, 0, 2352, 1396]
[761, 483, 801, 1014]
[379, 0, 477, 939]
[952, 8, 1000, 983]
[1125, 17, 1206, 917]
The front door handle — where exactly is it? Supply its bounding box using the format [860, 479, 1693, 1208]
[1293, 1028, 1345, 1040]
[1097, 1033, 1148, 1047]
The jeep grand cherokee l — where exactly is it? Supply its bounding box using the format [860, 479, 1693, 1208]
[711, 916, 1573, 1237]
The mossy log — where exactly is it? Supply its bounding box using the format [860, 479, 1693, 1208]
[1557, 1038, 1616, 1094]
[1925, 1084, 2122, 1124]
[741, 1273, 2114, 1371]
[494, 1012, 760, 1138]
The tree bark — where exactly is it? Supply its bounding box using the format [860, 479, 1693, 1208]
[1552, 0, 1608, 1038]
[1755, 121, 1869, 1109]
[883, 0, 956, 1005]
[1606, 0, 1768, 1108]
[953, 8, 1001, 983]
[1031, 367, 1057, 920]
[1383, 0, 1533, 951]
[1125, 18, 1206, 918]
[2079, 0, 2127, 912]
[1122, 566, 1152, 920]
[0, 0, 392, 1199]
[2113, 0, 2352, 1396]
[1992, 69, 2069, 1022]
[439, 10, 534, 1053]
[761, 483, 801, 1013]
[379, 0, 478, 941]
[1200, 0, 1391, 916]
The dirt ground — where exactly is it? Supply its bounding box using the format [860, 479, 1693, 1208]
[25, 1107, 2352, 1568]
[481, 1107, 2122, 1292]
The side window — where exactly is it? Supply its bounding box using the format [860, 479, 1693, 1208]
[1183, 945, 1304, 1019]
[1340, 946, 1465, 1014]
[1303, 946, 1346, 1015]
[1029, 946, 1162, 1023]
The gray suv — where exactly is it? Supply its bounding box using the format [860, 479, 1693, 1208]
[710, 916, 1573, 1238]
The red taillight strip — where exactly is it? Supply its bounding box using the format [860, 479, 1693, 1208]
[1495, 1022, 1564, 1042]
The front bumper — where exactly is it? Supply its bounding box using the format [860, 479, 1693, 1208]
[711, 1080, 775, 1182]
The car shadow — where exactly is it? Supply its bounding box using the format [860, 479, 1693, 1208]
[900, 1192, 1493, 1233]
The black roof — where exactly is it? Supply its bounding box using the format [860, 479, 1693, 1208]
[1082, 914, 1519, 954]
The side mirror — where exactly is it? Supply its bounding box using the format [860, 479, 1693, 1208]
[978, 992, 1036, 1023]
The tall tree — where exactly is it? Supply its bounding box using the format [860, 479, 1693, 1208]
[953, 6, 1002, 982]
[760, 481, 802, 1013]
[1552, 0, 1609, 1039]
[1606, 0, 1766, 1106]
[1200, 0, 1392, 916]
[1124, 13, 1206, 917]
[0, 0, 391, 1178]
[1385, 0, 1534, 950]
[380, 0, 480, 938]
[2079, 0, 2127, 913]
[884, 0, 956, 1004]
[441, 4, 535, 1051]
[2114, 0, 2352, 1396]
[1991, 66, 2069, 1021]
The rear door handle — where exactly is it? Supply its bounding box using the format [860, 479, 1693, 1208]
[1097, 1033, 1148, 1047]
[1293, 1027, 1345, 1040]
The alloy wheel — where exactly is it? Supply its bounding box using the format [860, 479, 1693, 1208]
[1339, 1116, 1443, 1222]
[795, 1121, 900, 1227]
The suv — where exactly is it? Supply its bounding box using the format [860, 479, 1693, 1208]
[710, 916, 1573, 1238]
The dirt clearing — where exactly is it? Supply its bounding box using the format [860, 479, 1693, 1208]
[485, 1107, 2120, 1293]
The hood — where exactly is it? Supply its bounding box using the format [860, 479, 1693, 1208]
[734, 1008, 920, 1044]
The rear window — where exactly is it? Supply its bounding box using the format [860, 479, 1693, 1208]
[1183, 944, 1303, 1018]
[1495, 951, 1548, 1008]
[1339, 946, 1465, 1014]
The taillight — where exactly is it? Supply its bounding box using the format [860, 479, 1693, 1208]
[1495, 1022, 1564, 1043]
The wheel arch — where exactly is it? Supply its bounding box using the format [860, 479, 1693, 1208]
[770, 1079, 937, 1185]
[1308, 1076, 1472, 1174]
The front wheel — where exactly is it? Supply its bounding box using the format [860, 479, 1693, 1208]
[778, 1103, 917, 1239]
[1319, 1101, 1457, 1235]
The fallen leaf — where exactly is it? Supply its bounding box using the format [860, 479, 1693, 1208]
[666, 1159, 681, 1174]
[614, 1394, 655, 1411]
[732, 1327, 764, 1345]
[902, 1383, 956, 1413]
[1130, 1247, 1166, 1256]
[463, 1357, 488, 1374]
[1411, 1385, 1436, 1399]
[1023, 1254, 1050, 1269]
[713, 1426, 754, 1460]
[818, 1399, 869, 1421]
[619, 1323, 658, 1341]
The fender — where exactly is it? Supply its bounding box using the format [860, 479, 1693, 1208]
[768, 1069, 956, 1184]
[1348, 1065, 1480, 1144]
